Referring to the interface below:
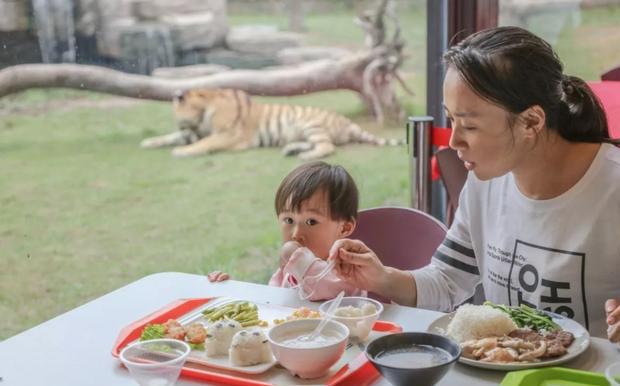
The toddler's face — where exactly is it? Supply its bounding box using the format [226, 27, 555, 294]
[278, 191, 355, 260]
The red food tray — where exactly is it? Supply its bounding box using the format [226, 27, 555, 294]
[112, 298, 402, 386]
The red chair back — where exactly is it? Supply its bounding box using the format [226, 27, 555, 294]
[435, 147, 468, 226]
[588, 81, 620, 139]
[349, 206, 447, 303]
[602, 65, 620, 81]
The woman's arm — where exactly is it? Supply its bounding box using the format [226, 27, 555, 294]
[329, 239, 419, 306]
[330, 235, 481, 310]
[375, 266, 419, 306]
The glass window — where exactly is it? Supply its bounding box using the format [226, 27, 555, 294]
[0, 0, 426, 339]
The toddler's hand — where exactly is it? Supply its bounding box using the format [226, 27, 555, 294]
[605, 298, 620, 343]
[280, 241, 302, 268]
[207, 271, 230, 282]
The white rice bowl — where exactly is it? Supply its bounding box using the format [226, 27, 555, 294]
[446, 304, 517, 343]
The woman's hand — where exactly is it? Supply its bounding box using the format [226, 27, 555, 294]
[328, 238, 387, 293]
[207, 271, 230, 282]
[606, 298, 620, 342]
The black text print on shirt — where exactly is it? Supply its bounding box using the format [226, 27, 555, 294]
[506, 239, 588, 330]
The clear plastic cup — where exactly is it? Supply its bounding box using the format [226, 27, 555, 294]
[606, 362, 620, 386]
[119, 339, 191, 386]
[319, 296, 383, 342]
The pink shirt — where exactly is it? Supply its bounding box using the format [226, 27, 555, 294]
[268, 249, 365, 301]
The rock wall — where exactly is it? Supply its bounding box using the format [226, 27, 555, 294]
[88, 0, 228, 73]
[0, 0, 29, 32]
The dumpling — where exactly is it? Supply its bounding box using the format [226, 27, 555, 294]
[229, 328, 273, 366]
[205, 319, 242, 357]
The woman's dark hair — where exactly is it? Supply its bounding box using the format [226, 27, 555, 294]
[275, 161, 358, 221]
[443, 26, 614, 143]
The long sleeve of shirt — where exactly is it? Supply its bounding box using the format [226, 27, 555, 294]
[412, 177, 481, 312]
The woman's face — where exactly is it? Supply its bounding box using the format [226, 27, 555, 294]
[443, 67, 530, 180]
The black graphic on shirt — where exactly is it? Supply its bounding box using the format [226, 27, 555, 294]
[506, 239, 588, 329]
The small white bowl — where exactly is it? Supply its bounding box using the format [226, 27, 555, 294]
[319, 296, 384, 341]
[267, 318, 349, 379]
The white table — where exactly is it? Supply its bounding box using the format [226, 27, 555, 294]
[1, 272, 618, 386]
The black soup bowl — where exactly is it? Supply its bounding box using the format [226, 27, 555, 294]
[365, 332, 461, 386]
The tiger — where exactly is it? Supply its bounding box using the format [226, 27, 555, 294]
[140, 88, 403, 160]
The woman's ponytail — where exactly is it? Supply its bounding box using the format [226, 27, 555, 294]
[558, 75, 614, 143]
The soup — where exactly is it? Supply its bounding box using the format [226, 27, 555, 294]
[279, 329, 343, 349]
[374, 345, 452, 368]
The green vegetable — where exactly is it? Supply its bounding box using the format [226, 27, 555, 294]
[240, 320, 260, 327]
[484, 301, 561, 332]
[201, 301, 261, 326]
[140, 323, 166, 341]
[188, 342, 204, 351]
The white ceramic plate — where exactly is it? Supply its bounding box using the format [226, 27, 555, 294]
[427, 310, 591, 370]
[186, 350, 277, 375]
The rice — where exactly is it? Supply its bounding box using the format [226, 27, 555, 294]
[229, 328, 272, 366]
[446, 304, 517, 343]
[206, 319, 242, 357]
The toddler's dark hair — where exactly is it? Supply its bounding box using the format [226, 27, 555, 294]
[275, 161, 359, 221]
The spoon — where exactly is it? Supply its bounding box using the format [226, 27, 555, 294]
[303, 290, 345, 342]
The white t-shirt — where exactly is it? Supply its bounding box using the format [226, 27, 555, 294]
[413, 143, 620, 338]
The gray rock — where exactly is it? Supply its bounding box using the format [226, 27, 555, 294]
[0, 0, 30, 32]
[152, 64, 230, 78]
[163, 12, 228, 51]
[176, 49, 211, 67]
[131, 0, 160, 21]
[499, 0, 581, 45]
[206, 48, 279, 69]
[95, 0, 228, 56]
[118, 23, 175, 74]
[277, 46, 351, 65]
[225, 25, 301, 55]
[150, 0, 226, 16]
[96, 18, 137, 58]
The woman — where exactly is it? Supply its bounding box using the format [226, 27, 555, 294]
[330, 26, 620, 341]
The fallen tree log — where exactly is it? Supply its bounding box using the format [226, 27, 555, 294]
[0, 52, 374, 101]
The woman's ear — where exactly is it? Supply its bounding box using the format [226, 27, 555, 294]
[519, 105, 546, 138]
[340, 219, 356, 237]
